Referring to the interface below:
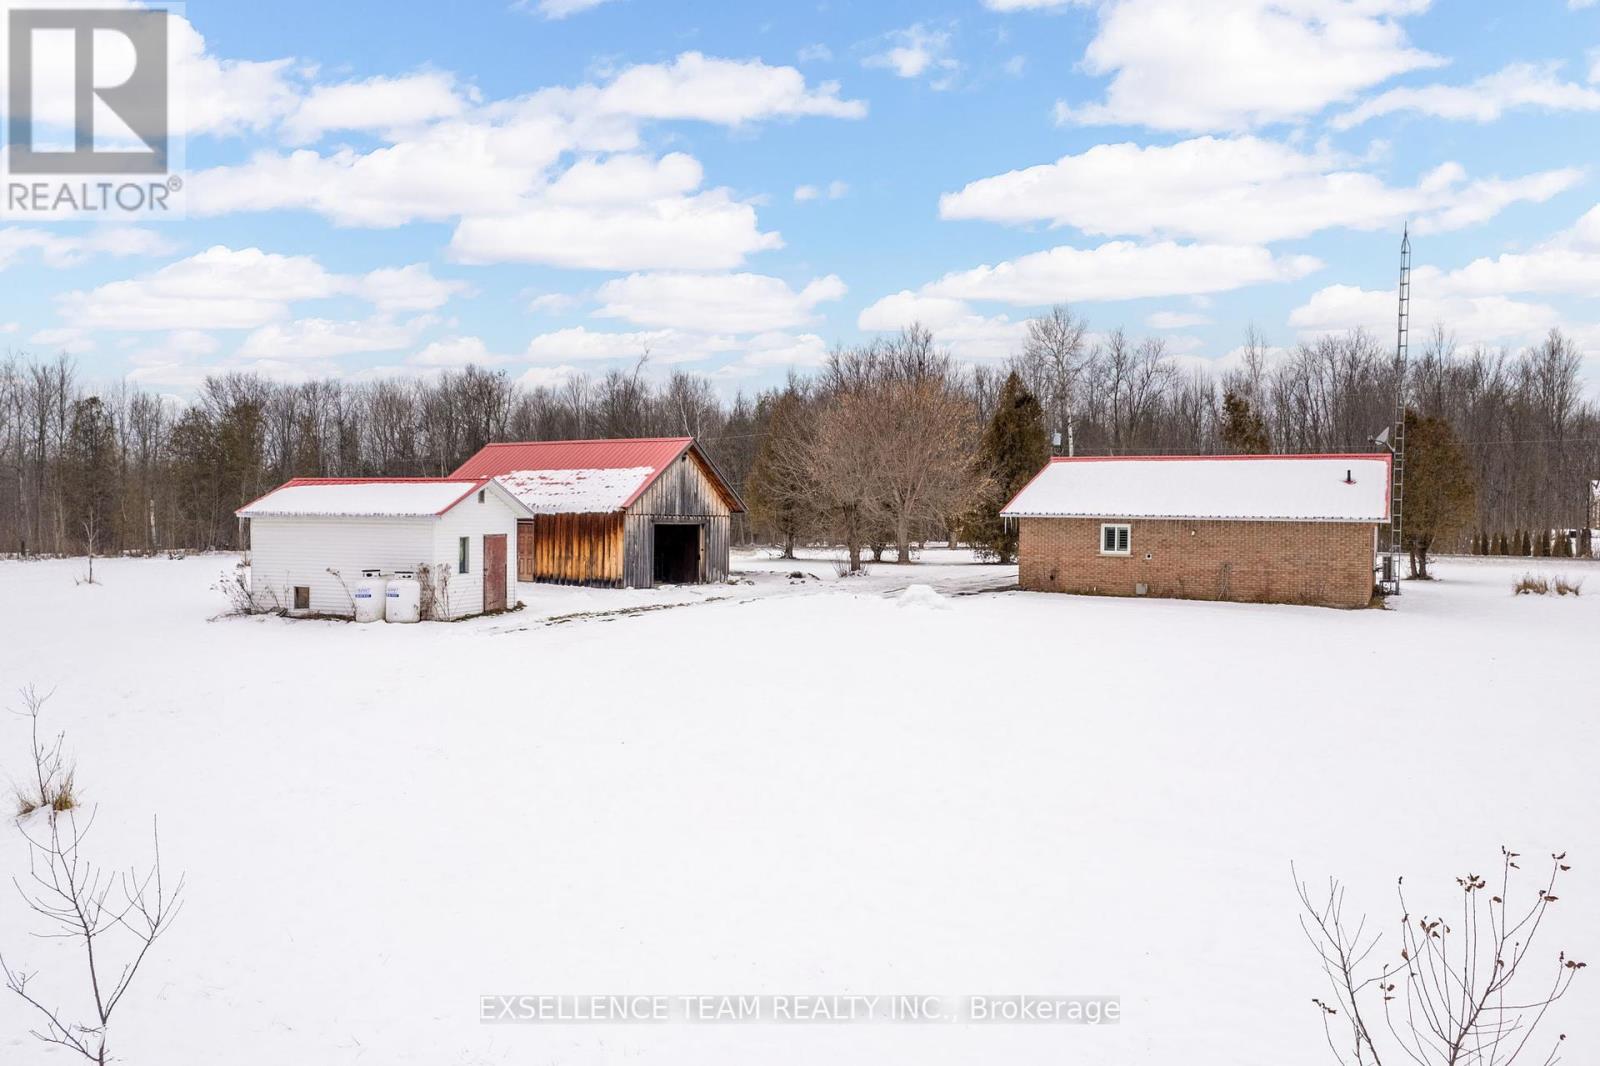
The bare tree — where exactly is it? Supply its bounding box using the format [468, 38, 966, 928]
[1, 812, 184, 1065]
[1296, 848, 1584, 1066]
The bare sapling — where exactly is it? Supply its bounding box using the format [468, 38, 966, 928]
[0, 811, 185, 1065]
[11, 686, 75, 816]
[1297, 848, 1584, 1066]
[76, 517, 100, 586]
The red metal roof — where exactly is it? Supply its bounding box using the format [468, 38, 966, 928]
[451, 437, 693, 479]
[451, 437, 745, 512]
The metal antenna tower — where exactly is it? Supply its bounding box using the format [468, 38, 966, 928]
[1386, 226, 1411, 592]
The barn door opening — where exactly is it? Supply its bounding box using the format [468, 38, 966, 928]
[652, 522, 700, 585]
[483, 533, 507, 612]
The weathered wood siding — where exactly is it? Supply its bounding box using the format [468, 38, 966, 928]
[514, 450, 738, 588]
[520, 513, 625, 586]
[622, 450, 735, 587]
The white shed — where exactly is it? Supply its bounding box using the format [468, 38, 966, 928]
[236, 477, 534, 620]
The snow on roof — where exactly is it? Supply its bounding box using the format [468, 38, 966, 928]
[237, 478, 489, 519]
[1000, 455, 1391, 523]
[452, 436, 746, 513]
[495, 467, 656, 514]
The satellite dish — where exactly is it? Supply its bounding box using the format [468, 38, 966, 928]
[1372, 426, 1391, 447]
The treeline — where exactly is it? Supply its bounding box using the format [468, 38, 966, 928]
[1, 306, 1596, 558]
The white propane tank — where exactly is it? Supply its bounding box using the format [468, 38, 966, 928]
[385, 571, 422, 623]
[353, 570, 387, 623]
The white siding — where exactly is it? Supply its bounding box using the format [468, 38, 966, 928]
[429, 487, 522, 617]
[246, 517, 434, 616]
[245, 488, 522, 619]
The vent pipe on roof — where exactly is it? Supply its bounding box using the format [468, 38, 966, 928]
[1344, 469, 1354, 484]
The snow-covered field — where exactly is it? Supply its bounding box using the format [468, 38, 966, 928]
[0, 550, 1596, 1064]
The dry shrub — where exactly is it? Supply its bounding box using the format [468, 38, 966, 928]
[1513, 573, 1549, 595]
[1555, 575, 1584, 596]
[10, 688, 77, 817]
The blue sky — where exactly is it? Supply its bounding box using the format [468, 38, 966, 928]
[3, 0, 1599, 394]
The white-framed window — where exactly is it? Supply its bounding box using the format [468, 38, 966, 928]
[1100, 523, 1131, 556]
[458, 536, 470, 574]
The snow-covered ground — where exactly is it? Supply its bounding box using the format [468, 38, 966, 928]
[0, 550, 1595, 1064]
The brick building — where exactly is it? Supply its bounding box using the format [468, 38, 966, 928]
[1001, 454, 1391, 609]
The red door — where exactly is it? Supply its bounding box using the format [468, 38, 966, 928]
[483, 534, 507, 612]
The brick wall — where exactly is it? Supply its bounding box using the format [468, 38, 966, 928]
[1017, 517, 1378, 608]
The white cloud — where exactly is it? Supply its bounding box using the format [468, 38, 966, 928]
[0, 10, 297, 139]
[451, 189, 781, 270]
[983, 0, 1086, 8]
[527, 0, 618, 18]
[351, 264, 470, 312]
[525, 326, 740, 364]
[528, 292, 580, 315]
[544, 152, 704, 204]
[29, 327, 94, 353]
[1057, 0, 1442, 131]
[798, 44, 833, 64]
[737, 332, 831, 368]
[593, 272, 846, 332]
[168, 16, 301, 137]
[857, 292, 1029, 359]
[191, 119, 584, 226]
[0, 227, 172, 270]
[864, 24, 960, 86]
[1290, 204, 1600, 347]
[168, 330, 220, 357]
[57, 247, 465, 331]
[1334, 61, 1600, 128]
[1147, 310, 1213, 329]
[940, 136, 1581, 244]
[582, 52, 866, 123]
[282, 71, 479, 144]
[1289, 285, 1559, 346]
[408, 335, 511, 366]
[794, 179, 848, 202]
[237, 316, 432, 360]
[919, 241, 1320, 305]
[522, 326, 829, 373]
[192, 53, 859, 278]
[518, 364, 585, 389]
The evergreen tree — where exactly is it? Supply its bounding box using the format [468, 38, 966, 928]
[60, 396, 118, 552]
[1400, 409, 1476, 579]
[958, 372, 1050, 563]
[1219, 390, 1270, 454]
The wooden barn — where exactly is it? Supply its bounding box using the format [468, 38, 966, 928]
[1001, 454, 1390, 608]
[450, 437, 745, 588]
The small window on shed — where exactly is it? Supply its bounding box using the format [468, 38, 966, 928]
[458, 536, 470, 574]
[1100, 523, 1131, 556]
[293, 586, 310, 610]
[477, 489, 486, 504]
